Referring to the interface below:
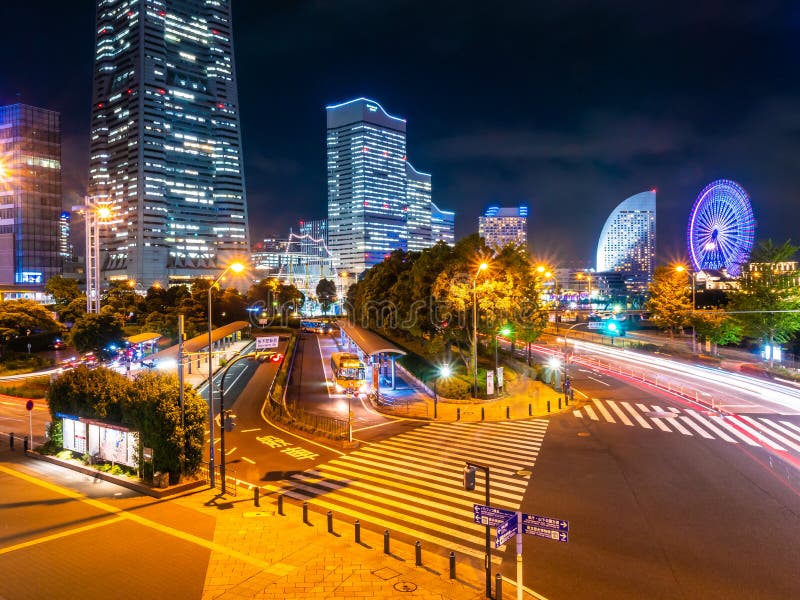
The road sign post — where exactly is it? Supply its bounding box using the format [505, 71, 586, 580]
[255, 335, 279, 350]
[466, 462, 493, 598]
[26, 399, 34, 445]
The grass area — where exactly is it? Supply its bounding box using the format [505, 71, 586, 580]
[0, 376, 50, 399]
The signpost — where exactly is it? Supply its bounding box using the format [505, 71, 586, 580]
[587, 321, 604, 329]
[473, 504, 570, 600]
[255, 335, 279, 350]
[26, 399, 34, 444]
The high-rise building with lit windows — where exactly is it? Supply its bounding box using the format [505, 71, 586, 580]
[59, 211, 72, 259]
[0, 104, 62, 286]
[327, 98, 408, 276]
[431, 202, 455, 246]
[405, 162, 432, 252]
[596, 190, 656, 291]
[479, 205, 528, 250]
[87, 0, 249, 288]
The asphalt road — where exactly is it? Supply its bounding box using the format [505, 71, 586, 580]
[509, 367, 800, 600]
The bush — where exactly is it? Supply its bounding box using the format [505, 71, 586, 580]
[433, 375, 471, 399]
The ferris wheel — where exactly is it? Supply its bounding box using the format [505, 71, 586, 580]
[687, 179, 755, 276]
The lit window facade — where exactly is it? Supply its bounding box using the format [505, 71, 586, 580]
[0, 104, 62, 286]
[405, 162, 432, 252]
[431, 202, 455, 246]
[298, 218, 328, 258]
[59, 211, 72, 259]
[479, 205, 528, 250]
[595, 190, 656, 291]
[87, 0, 249, 288]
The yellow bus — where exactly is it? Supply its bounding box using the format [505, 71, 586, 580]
[330, 352, 368, 395]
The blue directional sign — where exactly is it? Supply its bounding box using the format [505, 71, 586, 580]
[495, 513, 518, 548]
[522, 513, 569, 532]
[523, 524, 569, 543]
[473, 504, 515, 527]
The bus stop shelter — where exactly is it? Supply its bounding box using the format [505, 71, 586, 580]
[337, 320, 406, 390]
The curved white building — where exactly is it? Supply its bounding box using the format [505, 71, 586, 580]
[596, 191, 656, 290]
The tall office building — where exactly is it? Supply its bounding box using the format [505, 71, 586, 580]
[327, 98, 408, 276]
[0, 104, 62, 286]
[479, 205, 528, 250]
[405, 162, 432, 252]
[596, 190, 656, 290]
[431, 202, 455, 246]
[59, 211, 72, 259]
[298, 218, 328, 257]
[87, 0, 249, 288]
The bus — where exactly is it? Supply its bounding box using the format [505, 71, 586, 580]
[301, 319, 333, 334]
[330, 352, 368, 395]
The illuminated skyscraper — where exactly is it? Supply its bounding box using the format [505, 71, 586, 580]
[405, 162, 432, 252]
[87, 0, 249, 288]
[327, 98, 408, 276]
[596, 190, 656, 290]
[431, 202, 455, 246]
[59, 211, 72, 259]
[479, 205, 528, 250]
[0, 104, 62, 286]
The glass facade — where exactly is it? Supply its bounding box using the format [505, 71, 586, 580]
[596, 190, 656, 290]
[431, 202, 455, 246]
[0, 104, 62, 286]
[298, 218, 328, 257]
[88, 0, 249, 288]
[59, 211, 72, 259]
[405, 162, 432, 252]
[479, 205, 528, 250]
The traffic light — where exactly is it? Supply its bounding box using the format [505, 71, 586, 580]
[604, 319, 621, 336]
[463, 465, 477, 491]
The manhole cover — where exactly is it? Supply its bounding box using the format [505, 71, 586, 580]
[644, 411, 678, 419]
[394, 582, 418, 592]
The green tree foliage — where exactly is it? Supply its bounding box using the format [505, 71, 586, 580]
[0, 299, 64, 356]
[728, 239, 800, 356]
[103, 280, 147, 323]
[690, 309, 743, 354]
[68, 313, 126, 352]
[45, 275, 83, 312]
[59, 297, 88, 326]
[645, 266, 691, 336]
[246, 278, 304, 319]
[47, 366, 131, 422]
[316, 278, 338, 314]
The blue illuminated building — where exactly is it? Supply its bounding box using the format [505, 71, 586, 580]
[431, 202, 455, 246]
[87, 0, 250, 288]
[596, 190, 656, 291]
[405, 162, 432, 252]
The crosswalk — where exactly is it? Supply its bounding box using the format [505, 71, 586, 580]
[280, 420, 548, 559]
[574, 399, 800, 452]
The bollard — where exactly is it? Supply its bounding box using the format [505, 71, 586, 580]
[415, 541, 422, 566]
[481, 407, 485, 420]
[558, 397, 562, 409]
[456, 407, 461, 420]
[565, 393, 569, 406]
[570, 389, 575, 402]
[449, 551, 456, 579]
[278, 493, 284, 516]
[23, 436, 28, 453]
[506, 406, 510, 419]
[327, 510, 334, 534]
[528, 403, 532, 416]
[355, 520, 361, 544]
[302, 501, 309, 524]
[9, 432, 14, 451]
[496, 572, 503, 599]
[254, 487, 260, 507]
[384, 529, 390, 554]
[547, 400, 551, 413]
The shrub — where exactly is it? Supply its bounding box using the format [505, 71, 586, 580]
[433, 375, 471, 399]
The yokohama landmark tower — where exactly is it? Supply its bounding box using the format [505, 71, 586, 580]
[87, 0, 249, 287]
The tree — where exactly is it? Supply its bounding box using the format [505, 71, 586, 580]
[316, 278, 338, 314]
[45, 275, 83, 311]
[690, 310, 743, 355]
[645, 266, 692, 336]
[68, 313, 126, 352]
[0, 299, 64, 356]
[728, 239, 800, 363]
[48, 366, 131, 422]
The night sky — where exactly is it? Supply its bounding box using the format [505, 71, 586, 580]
[3, 1, 799, 267]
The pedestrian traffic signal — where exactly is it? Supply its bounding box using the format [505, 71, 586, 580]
[463, 465, 477, 491]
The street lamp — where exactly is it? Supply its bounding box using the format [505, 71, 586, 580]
[537, 265, 560, 332]
[433, 364, 452, 419]
[675, 265, 697, 354]
[495, 326, 511, 395]
[207, 261, 245, 490]
[72, 200, 113, 313]
[472, 262, 489, 398]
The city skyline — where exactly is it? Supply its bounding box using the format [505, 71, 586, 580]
[2, 1, 799, 268]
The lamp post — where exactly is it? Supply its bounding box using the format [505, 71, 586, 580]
[563, 322, 590, 398]
[495, 326, 511, 395]
[207, 261, 244, 490]
[433, 364, 452, 419]
[675, 265, 697, 354]
[472, 262, 489, 398]
[537, 265, 559, 332]
[72, 200, 112, 313]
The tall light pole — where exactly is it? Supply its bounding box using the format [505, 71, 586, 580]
[208, 261, 244, 489]
[73, 200, 112, 313]
[472, 262, 489, 398]
[537, 265, 559, 332]
[434, 364, 452, 419]
[675, 265, 697, 354]
[495, 326, 511, 395]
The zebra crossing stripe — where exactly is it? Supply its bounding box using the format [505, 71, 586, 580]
[573, 410, 583, 418]
[758, 419, 800, 453]
[779, 420, 800, 436]
[606, 401, 634, 426]
[621, 402, 652, 429]
[729, 417, 787, 451]
[683, 411, 738, 443]
[402, 426, 541, 457]
[663, 408, 694, 435]
[592, 399, 616, 423]
[739, 416, 799, 452]
[641, 404, 672, 432]
[709, 417, 760, 446]
[584, 405, 599, 420]
[679, 416, 714, 439]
